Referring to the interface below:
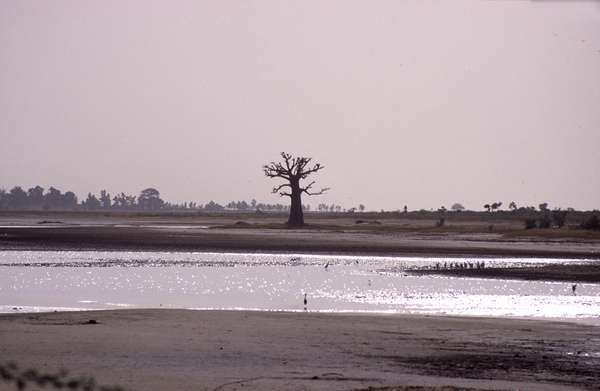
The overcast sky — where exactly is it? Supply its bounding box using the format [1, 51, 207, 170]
[1, 1, 599, 211]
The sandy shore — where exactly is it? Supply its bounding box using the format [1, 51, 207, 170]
[1, 310, 599, 391]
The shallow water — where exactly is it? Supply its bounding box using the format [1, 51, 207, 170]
[1, 251, 598, 323]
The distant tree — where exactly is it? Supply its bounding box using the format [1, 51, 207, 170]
[580, 215, 600, 230]
[0, 188, 7, 209]
[99, 190, 112, 209]
[8, 186, 28, 209]
[524, 218, 537, 229]
[509, 201, 517, 211]
[403, 205, 408, 214]
[83, 193, 101, 209]
[451, 203, 465, 212]
[44, 187, 63, 209]
[112, 192, 136, 208]
[27, 186, 45, 208]
[359, 204, 365, 212]
[63, 191, 78, 209]
[539, 203, 549, 212]
[538, 214, 552, 229]
[491, 202, 502, 212]
[551, 209, 568, 228]
[263, 152, 328, 227]
[204, 200, 224, 211]
[138, 188, 163, 210]
[484, 204, 491, 212]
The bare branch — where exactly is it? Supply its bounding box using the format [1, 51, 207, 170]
[300, 180, 316, 192]
[263, 162, 290, 180]
[304, 187, 329, 196]
[282, 152, 292, 173]
[272, 183, 291, 193]
[299, 163, 324, 179]
[294, 157, 312, 176]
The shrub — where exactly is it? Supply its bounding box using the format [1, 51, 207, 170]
[538, 215, 552, 229]
[580, 215, 600, 230]
[551, 210, 568, 228]
[524, 218, 537, 229]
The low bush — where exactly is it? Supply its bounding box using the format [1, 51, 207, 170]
[524, 218, 537, 229]
[551, 210, 568, 228]
[538, 215, 552, 229]
[580, 215, 600, 230]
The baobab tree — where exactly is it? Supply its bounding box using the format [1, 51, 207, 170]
[263, 152, 329, 227]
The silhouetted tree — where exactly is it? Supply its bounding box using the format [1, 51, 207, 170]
[551, 209, 568, 228]
[138, 188, 164, 210]
[359, 204, 365, 212]
[484, 203, 491, 212]
[112, 192, 136, 208]
[8, 186, 27, 209]
[204, 200, 224, 211]
[82, 193, 101, 209]
[491, 202, 502, 212]
[263, 152, 328, 227]
[539, 202, 549, 212]
[27, 186, 45, 208]
[44, 187, 63, 209]
[99, 190, 111, 209]
[580, 215, 600, 230]
[0, 188, 7, 209]
[63, 191, 78, 209]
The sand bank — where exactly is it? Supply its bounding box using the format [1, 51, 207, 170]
[1, 310, 599, 391]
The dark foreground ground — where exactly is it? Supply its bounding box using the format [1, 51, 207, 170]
[1, 310, 599, 391]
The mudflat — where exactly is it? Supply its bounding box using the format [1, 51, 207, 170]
[1, 310, 599, 391]
[1, 215, 600, 259]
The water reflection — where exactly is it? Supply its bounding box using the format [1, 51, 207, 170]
[0, 251, 598, 323]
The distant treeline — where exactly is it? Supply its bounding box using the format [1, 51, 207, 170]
[0, 185, 312, 212]
[0, 186, 597, 225]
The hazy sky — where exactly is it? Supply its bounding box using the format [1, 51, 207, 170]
[1, 1, 599, 211]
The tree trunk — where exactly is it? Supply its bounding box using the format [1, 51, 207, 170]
[288, 181, 304, 227]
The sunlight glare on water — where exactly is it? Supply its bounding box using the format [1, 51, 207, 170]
[0, 251, 598, 323]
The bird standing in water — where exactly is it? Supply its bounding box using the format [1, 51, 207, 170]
[303, 293, 307, 310]
[572, 284, 577, 295]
